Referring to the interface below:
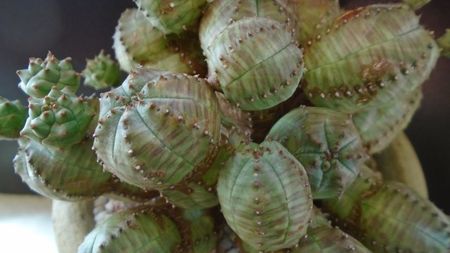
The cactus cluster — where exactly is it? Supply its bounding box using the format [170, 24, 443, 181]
[1, 0, 449, 253]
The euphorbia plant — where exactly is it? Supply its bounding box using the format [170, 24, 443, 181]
[1, 0, 449, 252]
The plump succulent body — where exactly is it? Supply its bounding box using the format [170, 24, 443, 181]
[0, 97, 27, 140]
[17, 52, 80, 98]
[82, 51, 121, 90]
[200, 0, 303, 111]
[323, 166, 450, 253]
[267, 106, 368, 199]
[113, 9, 205, 75]
[79, 205, 216, 253]
[217, 141, 313, 251]
[134, 0, 207, 35]
[303, 4, 439, 113]
[93, 68, 221, 208]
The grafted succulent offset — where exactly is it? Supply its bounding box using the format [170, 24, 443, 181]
[93, 68, 221, 208]
[113, 9, 205, 74]
[0, 97, 27, 140]
[79, 204, 217, 253]
[217, 141, 313, 251]
[295, 0, 342, 44]
[353, 89, 422, 154]
[17, 52, 80, 98]
[2, 1, 449, 252]
[267, 106, 368, 199]
[20, 88, 97, 148]
[134, 0, 207, 35]
[82, 51, 121, 90]
[323, 166, 450, 253]
[200, 0, 303, 111]
[303, 4, 439, 113]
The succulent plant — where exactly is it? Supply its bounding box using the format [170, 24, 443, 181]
[79, 204, 216, 253]
[267, 106, 368, 199]
[2, 1, 449, 252]
[93, 68, 221, 209]
[353, 89, 422, 154]
[0, 97, 27, 140]
[113, 9, 205, 75]
[17, 52, 80, 98]
[133, 0, 207, 35]
[303, 4, 439, 113]
[200, 0, 303, 111]
[295, 0, 342, 44]
[82, 50, 121, 90]
[323, 166, 450, 253]
[217, 141, 313, 251]
[20, 88, 97, 148]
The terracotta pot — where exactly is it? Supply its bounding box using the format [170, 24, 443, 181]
[51, 133, 427, 253]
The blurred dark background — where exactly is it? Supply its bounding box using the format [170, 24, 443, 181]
[0, 0, 448, 212]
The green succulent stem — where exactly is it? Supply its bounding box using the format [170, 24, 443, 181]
[16, 52, 80, 98]
[20, 88, 97, 148]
